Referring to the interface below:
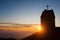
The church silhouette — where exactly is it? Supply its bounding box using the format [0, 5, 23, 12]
[22, 7, 60, 40]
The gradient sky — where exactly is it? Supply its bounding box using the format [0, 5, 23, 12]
[0, 0, 60, 26]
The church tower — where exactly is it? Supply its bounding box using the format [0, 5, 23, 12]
[41, 6, 55, 34]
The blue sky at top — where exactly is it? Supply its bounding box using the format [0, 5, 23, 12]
[0, 0, 60, 26]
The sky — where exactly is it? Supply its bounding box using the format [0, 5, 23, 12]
[0, 0, 60, 26]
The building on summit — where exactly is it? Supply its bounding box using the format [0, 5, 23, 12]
[22, 6, 60, 40]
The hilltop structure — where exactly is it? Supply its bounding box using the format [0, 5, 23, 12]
[22, 7, 60, 40]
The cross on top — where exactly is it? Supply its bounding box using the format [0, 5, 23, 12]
[46, 5, 49, 10]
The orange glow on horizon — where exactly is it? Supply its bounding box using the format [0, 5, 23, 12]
[0, 25, 43, 32]
[0, 27, 38, 32]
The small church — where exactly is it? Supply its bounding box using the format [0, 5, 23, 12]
[22, 6, 60, 40]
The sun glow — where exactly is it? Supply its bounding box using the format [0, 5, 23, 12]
[38, 26, 42, 31]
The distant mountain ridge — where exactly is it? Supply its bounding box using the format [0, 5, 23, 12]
[0, 23, 39, 28]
